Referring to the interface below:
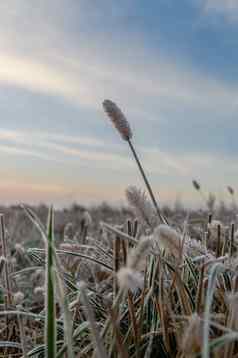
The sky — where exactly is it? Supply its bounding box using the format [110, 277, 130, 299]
[0, 0, 238, 208]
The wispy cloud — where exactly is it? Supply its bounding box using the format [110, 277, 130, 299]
[204, 0, 238, 21]
[0, 128, 133, 172]
[0, 0, 238, 119]
[1, 47, 238, 120]
[0, 1, 237, 206]
[0, 128, 105, 148]
[1, 127, 238, 183]
[0, 144, 55, 161]
[0, 54, 99, 108]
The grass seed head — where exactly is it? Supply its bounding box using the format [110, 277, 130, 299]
[14, 243, 25, 256]
[153, 224, 182, 259]
[31, 268, 44, 284]
[126, 185, 155, 227]
[227, 186, 234, 195]
[13, 291, 24, 305]
[117, 267, 144, 292]
[34, 286, 45, 296]
[81, 210, 92, 228]
[103, 99, 132, 141]
[192, 179, 201, 191]
[0, 255, 7, 275]
[127, 236, 152, 270]
[60, 243, 75, 251]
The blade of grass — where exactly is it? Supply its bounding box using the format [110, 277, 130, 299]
[202, 262, 226, 358]
[29, 248, 113, 272]
[54, 263, 75, 358]
[45, 206, 56, 358]
[21, 204, 47, 241]
[79, 282, 108, 358]
[0, 214, 12, 307]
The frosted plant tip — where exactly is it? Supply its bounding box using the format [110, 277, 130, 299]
[103, 99, 132, 141]
[117, 267, 143, 292]
[227, 186, 234, 195]
[192, 180, 200, 191]
[153, 224, 182, 259]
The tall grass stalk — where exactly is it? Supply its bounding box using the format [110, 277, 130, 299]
[103, 99, 167, 225]
[202, 263, 225, 358]
[127, 139, 167, 224]
[113, 236, 121, 299]
[0, 214, 12, 307]
[45, 206, 56, 358]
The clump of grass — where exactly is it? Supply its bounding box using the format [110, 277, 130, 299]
[1, 192, 238, 357]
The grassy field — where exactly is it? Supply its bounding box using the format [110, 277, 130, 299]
[1, 100, 238, 357]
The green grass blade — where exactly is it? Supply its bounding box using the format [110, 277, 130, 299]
[45, 206, 56, 358]
[54, 261, 75, 358]
[202, 263, 226, 358]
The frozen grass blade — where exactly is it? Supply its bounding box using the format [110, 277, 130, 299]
[0, 214, 12, 307]
[208, 332, 238, 352]
[0, 341, 22, 349]
[195, 263, 205, 314]
[79, 282, 108, 358]
[18, 314, 27, 358]
[229, 222, 235, 257]
[202, 262, 225, 358]
[54, 264, 75, 358]
[113, 236, 121, 299]
[56, 322, 90, 357]
[45, 206, 56, 358]
[21, 204, 47, 241]
[29, 247, 113, 271]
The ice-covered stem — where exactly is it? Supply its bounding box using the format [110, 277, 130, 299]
[103, 99, 167, 224]
[128, 139, 167, 224]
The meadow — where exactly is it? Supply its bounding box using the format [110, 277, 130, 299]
[1, 100, 238, 357]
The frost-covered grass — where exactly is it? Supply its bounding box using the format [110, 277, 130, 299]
[1, 100, 238, 357]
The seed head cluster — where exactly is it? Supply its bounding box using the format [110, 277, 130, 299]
[192, 179, 201, 191]
[102, 99, 132, 141]
[126, 185, 155, 227]
[117, 237, 152, 292]
[153, 224, 182, 259]
[117, 267, 144, 292]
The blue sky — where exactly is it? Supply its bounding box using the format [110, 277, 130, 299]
[0, 0, 238, 207]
